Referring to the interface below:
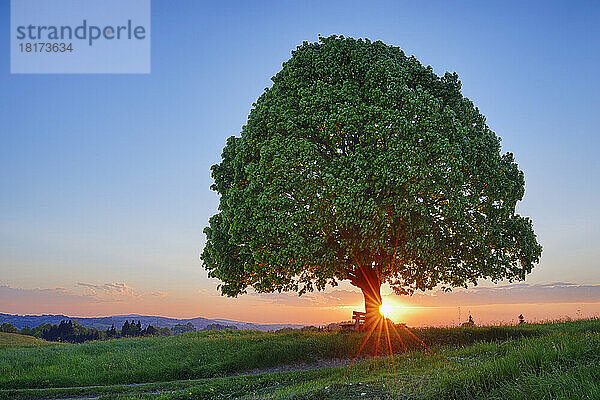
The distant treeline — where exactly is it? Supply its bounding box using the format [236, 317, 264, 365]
[0, 320, 238, 343]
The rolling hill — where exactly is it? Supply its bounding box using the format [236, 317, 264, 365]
[0, 332, 49, 347]
[0, 313, 303, 331]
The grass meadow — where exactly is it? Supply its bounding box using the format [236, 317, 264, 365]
[1, 319, 599, 399]
[0, 332, 49, 348]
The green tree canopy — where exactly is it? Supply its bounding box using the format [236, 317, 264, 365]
[0, 323, 18, 334]
[201, 36, 542, 325]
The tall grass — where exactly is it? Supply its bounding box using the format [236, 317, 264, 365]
[61, 327, 597, 400]
[0, 330, 362, 389]
[1, 318, 598, 398]
[434, 332, 600, 399]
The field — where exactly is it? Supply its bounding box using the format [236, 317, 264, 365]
[1, 319, 599, 399]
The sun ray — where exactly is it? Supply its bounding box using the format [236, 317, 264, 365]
[383, 318, 398, 392]
[341, 315, 383, 383]
[388, 320, 407, 353]
[340, 310, 439, 392]
[374, 318, 382, 358]
[395, 323, 433, 354]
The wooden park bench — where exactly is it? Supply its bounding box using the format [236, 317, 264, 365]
[352, 311, 366, 331]
[338, 311, 367, 332]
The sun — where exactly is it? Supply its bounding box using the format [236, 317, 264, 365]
[379, 303, 393, 318]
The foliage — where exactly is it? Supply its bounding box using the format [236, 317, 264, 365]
[172, 322, 196, 334]
[0, 323, 18, 334]
[18, 323, 53, 338]
[14, 320, 167, 344]
[201, 35, 542, 310]
[41, 320, 101, 343]
[203, 323, 238, 331]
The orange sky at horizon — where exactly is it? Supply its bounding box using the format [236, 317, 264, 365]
[2, 282, 600, 327]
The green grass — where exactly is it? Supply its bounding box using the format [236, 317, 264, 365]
[0, 329, 361, 389]
[0, 332, 49, 348]
[1, 319, 599, 399]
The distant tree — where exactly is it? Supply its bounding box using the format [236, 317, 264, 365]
[201, 36, 542, 329]
[121, 320, 130, 337]
[172, 322, 196, 334]
[300, 325, 321, 332]
[31, 323, 52, 338]
[30, 320, 163, 343]
[144, 324, 158, 336]
[124, 320, 140, 337]
[0, 323, 18, 333]
[158, 327, 172, 336]
[90, 328, 100, 341]
[105, 324, 118, 339]
[203, 323, 238, 331]
[19, 325, 34, 336]
[125, 320, 136, 337]
[39, 320, 96, 343]
[274, 327, 299, 334]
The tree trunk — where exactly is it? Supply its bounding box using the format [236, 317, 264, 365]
[361, 281, 383, 331]
[347, 264, 383, 331]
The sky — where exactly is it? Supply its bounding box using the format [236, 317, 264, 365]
[1, 0, 599, 326]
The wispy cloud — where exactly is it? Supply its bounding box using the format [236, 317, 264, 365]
[0, 282, 168, 315]
[0, 284, 97, 302]
[77, 282, 135, 297]
[75, 282, 168, 301]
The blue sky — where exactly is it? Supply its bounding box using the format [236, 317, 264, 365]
[1, 1, 599, 323]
